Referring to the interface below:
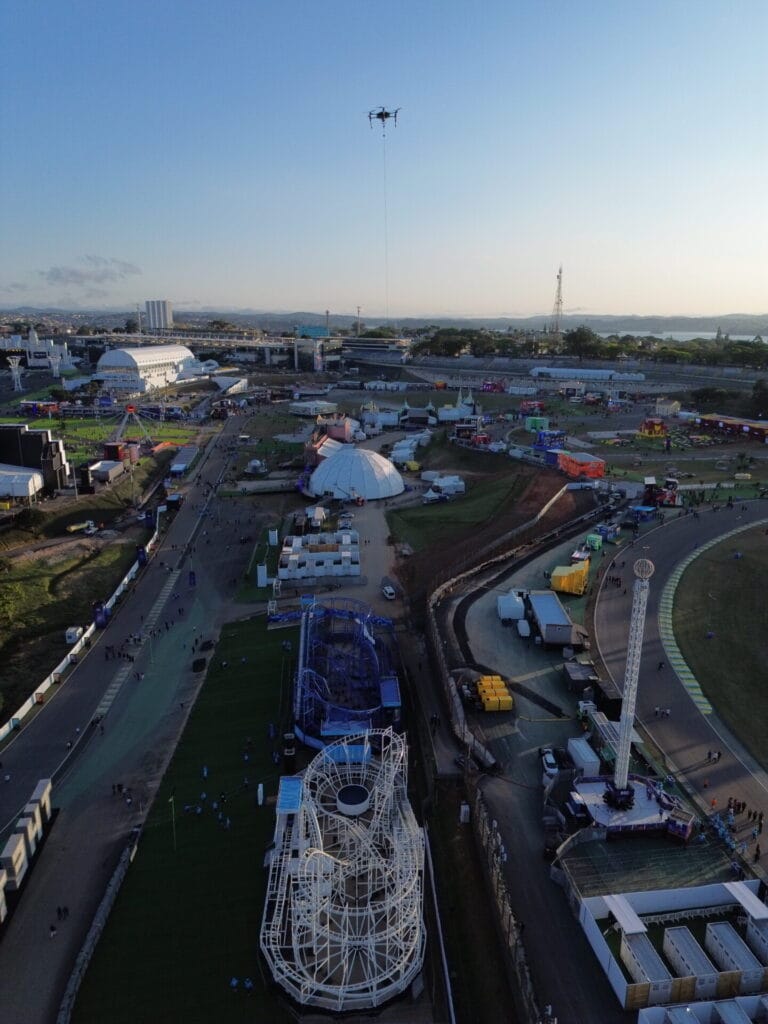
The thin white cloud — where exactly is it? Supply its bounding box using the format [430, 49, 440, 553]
[39, 256, 141, 289]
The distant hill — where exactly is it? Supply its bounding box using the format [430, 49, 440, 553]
[2, 306, 768, 336]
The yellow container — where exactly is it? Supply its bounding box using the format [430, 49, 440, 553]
[482, 697, 500, 712]
[497, 694, 514, 712]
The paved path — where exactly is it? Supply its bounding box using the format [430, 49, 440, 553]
[0, 413, 261, 1024]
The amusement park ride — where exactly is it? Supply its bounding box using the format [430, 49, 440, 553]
[642, 475, 683, 508]
[108, 405, 155, 446]
[604, 558, 654, 810]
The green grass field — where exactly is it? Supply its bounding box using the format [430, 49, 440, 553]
[386, 472, 526, 551]
[673, 526, 768, 771]
[73, 617, 296, 1024]
[0, 541, 142, 713]
[0, 415, 201, 465]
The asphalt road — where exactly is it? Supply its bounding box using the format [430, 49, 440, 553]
[0, 412, 260, 1024]
[593, 499, 768, 822]
[447, 502, 768, 1024]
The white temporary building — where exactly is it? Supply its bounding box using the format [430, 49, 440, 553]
[96, 345, 199, 393]
[0, 464, 44, 499]
[308, 447, 404, 501]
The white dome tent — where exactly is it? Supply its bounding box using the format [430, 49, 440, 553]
[308, 447, 404, 501]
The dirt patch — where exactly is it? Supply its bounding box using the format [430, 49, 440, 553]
[396, 468, 591, 621]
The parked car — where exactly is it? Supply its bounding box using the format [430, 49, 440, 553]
[540, 747, 559, 780]
[382, 585, 397, 600]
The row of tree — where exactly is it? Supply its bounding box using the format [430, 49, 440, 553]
[410, 324, 768, 368]
[691, 379, 768, 418]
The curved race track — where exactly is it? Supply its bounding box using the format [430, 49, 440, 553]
[594, 499, 768, 824]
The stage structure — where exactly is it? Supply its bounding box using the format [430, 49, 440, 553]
[260, 728, 425, 1012]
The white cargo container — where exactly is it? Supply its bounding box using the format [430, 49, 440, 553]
[567, 736, 600, 777]
[516, 619, 531, 639]
[497, 592, 525, 622]
[663, 926, 719, 1000]
[619, 932, 673, 1005]
[705, 922, 765, 994]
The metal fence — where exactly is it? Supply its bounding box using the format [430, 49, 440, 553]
[472, 789, 542, 1024]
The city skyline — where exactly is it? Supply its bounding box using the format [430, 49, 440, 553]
[2, 0, 767, 317]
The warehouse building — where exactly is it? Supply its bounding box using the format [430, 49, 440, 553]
[94, 345, 199, 394]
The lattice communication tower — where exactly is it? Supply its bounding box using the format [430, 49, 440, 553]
[551, 264, 563, 335]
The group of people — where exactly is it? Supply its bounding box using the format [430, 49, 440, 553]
[49, 905, 70, 937]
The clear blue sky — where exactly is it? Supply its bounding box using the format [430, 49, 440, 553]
[2, 0, 767, 318]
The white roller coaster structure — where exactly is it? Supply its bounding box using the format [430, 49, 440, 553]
[260, 728, 425, 1012]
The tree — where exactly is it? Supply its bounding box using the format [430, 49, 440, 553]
[125, 318, 138, 333]
[76, 325, 93, 336]
[562, 325, 600, 360]
[361, 327, 399, 338]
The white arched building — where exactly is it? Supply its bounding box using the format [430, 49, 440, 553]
[307, 447, 404, 501]
[95, 345, 200, 393]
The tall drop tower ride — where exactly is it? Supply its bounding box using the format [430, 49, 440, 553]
[605, 557, 655, 810]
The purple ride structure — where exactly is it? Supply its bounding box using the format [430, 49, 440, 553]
[292, 598, 402, 750]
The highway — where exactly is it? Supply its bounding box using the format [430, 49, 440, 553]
[0, 412, 258, 1024]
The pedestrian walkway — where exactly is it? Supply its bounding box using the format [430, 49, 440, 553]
[93, 570, 181, 721]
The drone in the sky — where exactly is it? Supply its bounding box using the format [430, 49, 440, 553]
[368, 106, 401, 135]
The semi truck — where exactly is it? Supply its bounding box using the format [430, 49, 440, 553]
[567, 736, 600, 777]
[527, 590, 577, 646]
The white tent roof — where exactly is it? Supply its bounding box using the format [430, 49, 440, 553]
[308, 447, 404, 500]
[97, 345, 194, 371]
[0, 463, 44, 497]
